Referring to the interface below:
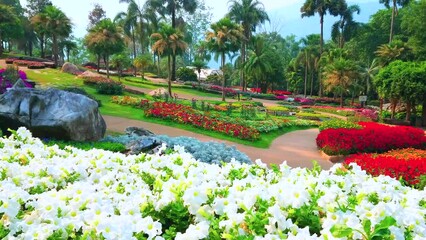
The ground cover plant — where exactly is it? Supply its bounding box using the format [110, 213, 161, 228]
[345, 148, 426, 188]
[0, 67, 33, 93]
[0, 128, 425, 239]
[317, 122, 426, 155]
[319, 119, 362, 131]
[44, 139, 126, 152]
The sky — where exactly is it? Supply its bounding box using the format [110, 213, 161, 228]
[19, 0, 384, 40]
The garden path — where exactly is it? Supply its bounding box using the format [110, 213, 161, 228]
[104, 115, 334, 169]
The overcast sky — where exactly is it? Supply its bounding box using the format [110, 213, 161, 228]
[19, 0, 383, 40]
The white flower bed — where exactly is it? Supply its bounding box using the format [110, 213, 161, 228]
[0, 128, 425, 239]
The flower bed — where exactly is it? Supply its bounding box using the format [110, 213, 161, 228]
[12, 60, 46, 69]
[345, 148, 426, 186]
[317, 122, 426, 155]
[319, 119, 362, 132]
[145, 102, 260, 140]
[0, 128, 425, 239]
[312, 106, 378, 121]
[244, 118, 318, 133]
[81, 75, 116, 85]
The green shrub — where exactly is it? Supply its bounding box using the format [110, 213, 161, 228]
[266, 106, 289, 112]
[45, 140, 126, 152]
[63, 87, 102, 107]
[177, 67, 197, 82]
[296, 112, 324, 121]
[319, 119, 362, 131]
[96, 82, 124, 95]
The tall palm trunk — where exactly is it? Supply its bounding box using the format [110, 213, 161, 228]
[39, 34, 45, 58]
[105, 55, 110, 78]
[167, 54, 172, 96]
[304, 59, 308, 98]
[405, 101, 411, 122]
[310, 69, 314, 96]
[171, 7, 177, 82]
[97, 54, 101, 73]
[422, 96, 426, 126]
[221, 52, 226, 102]
[132, 26, 137, 76]
[52, 35, 58, 67]
[389, 0, 397, 43]
[319, 14, 324, 97]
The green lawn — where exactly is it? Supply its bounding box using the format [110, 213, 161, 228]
[22, 67, 313, 148]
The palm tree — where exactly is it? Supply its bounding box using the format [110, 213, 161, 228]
[363, 58, 379, 96]
[192, 59, 207, 85]
[146, 0, 197, 81]
[301, 0, 347, 96]
[133, 54, 152, 80]
[331, 4, 360, 48]
[375, 40, 407, 66]
[228, 0, 269, 91]
[379, 0, 410, 43]
[60, 38, 77, 62]
[244, 36, 273, 94]
[39, 6, 72, 67]
[0, 5, 20, 56]
[206, 18, 243, 101]
[323, 57, 360, 107]
[151, 23, 187, 96]
[84, 19, 125, 78]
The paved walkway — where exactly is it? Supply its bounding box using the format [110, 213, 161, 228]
[104, 115, 334, 169]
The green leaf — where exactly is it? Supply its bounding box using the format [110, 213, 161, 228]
[330, 224, 353, 238]
[375, 216, 396, 231]
[363, 219, 372, 236]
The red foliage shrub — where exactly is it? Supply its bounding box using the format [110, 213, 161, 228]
[317, 122, 426, 155]
[345, 148, 426, 185]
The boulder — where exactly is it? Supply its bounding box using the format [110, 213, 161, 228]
[148, 88, 168, 97]
[125, 127, 154, 136]
[126, 137, 161, 155]
[61, 62, 80, 75]
[0, 88, 106, 141]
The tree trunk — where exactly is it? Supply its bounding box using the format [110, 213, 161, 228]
[304, 56, 308, 98]
[319, 14, 324, 97]
[29, 40, 33, 56]
[389, 1, 396, 43]
[423, 97, 426, 126]
[167, 54, 172, 96]
[340, 93, 344, 108]
[105, 55, 110, 79]
[0, 32, 3, 56]
[405, 101, 411, 122]
[132, 26, 137, 76]
[241, 42, 246, 91]
[391, 99, 398, 119]
[53, 35, 58, 67]
[171, 7, 177, 82]
[97, 54, 100, 73]
[221, 52, 226, 102]
[40, 35, 45, 58]
[310, 69, 314, 96]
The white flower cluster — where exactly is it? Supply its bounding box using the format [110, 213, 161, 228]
[0, 128, 425, 239]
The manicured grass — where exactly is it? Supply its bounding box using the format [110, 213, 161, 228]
[22, 68, 313, 148]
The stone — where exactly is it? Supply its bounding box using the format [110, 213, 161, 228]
[126, 137, 161, 155]
[0, 88, 106, 141]
[61, 62, 81, 75]
[148, 88, 168, 97]
[125, 127, 154, 136]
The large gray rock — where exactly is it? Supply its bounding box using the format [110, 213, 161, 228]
[61, 62, 80, 75]
[126, 137, 161, 155]
[0, 88, 106, 141]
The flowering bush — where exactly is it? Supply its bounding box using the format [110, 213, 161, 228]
[0, 68, 33, 93]
[209, 85, 237, 95]
[294, 97, 315, 105]
[345, 148, 426, 186]
[13, 60, 46, 69]
[81, 76, 116, 85]
[111, 96, 142, 106]
[270, 90, 292, 95]
[319, 119, 362, 132]
[244, 119, 318, 133]
[312, 106, 356, 117]
[0, 128, 425, 239]
[315, 97, 340, 104]
[145, 102, 260, 140]
[317, 122, 426, 155]
[313, 106, 378, 121]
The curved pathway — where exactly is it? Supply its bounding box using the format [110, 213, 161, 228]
[104, 115, 334, 170]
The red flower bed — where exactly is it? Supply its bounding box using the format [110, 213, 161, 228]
[269, 90, 292, 96]
[317, 122, 426, 155]
[144, 102, 259, 140]
[13, 60, 46, 69]
[209, 85, 237, 95]
[345, 148, 426, 185]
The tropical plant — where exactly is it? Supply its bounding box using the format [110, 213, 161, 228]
[379, 0, 410, 43]
[402, 0, 426, 59]
[151, 23, 187, 96]
[228, 0, 269, 91]
[133, 54, 152, 80]
[146, 0, 198, 81]
[206, 18, 243, 101]
[0, 5, 20, 56]
[191, 59, 207, 85]
[84, 18, 125, 78]
[300, 0, 347, 96]
[375, 40, 409, 66]
[331, 4, 360, 48]
[244, 36, 274, 94]
[110, 53, 132, 80]
[60, 38, 77, 62]
[323, 57, 361, 107]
